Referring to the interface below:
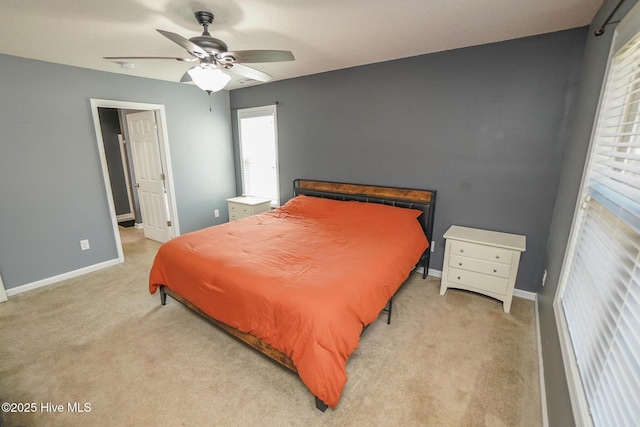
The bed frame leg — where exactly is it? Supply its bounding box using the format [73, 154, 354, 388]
[315, 396, 328, 412]
[422, 253, 430, 279]
[160, 286, 167, 305]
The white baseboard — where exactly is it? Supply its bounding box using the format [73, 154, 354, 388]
[535, 296, 549, 427]
[416, 267, 442, 278]
[514, 288, 537, 301]
[428, 268, 442, 278]
[5, 258, 123, 297]
[134, 223, 144, 229]
[116, 213, 135, 222]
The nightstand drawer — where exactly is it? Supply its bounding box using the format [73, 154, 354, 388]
[449, 254, 510, 278]
[447, 267, 509, 295]
[449, 240, 513, 265]
[228, 202, 251, 215]
[229, 212, 249, 221]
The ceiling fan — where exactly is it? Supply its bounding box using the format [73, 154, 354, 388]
[104, 11, 295, 93]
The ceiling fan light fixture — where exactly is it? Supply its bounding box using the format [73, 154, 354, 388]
[187, 66, 231, 93]
[104, 10, 293, 91]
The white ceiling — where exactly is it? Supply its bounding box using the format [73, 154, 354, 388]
[0, 0, 603, 90]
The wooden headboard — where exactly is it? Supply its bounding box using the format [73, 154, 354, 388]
[293, 179, 437, 275]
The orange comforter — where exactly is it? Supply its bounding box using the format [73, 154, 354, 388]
[149, 194, 428, 408]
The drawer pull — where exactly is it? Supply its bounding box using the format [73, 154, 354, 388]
[457, 276, 461, 280]
[493, 269, 497, 273]
[495, 255, 500, 259]
[460, 249, 464, 253]
[458, 262, 463, 266]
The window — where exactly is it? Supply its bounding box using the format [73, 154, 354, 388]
[237, 105, 280, 206]
[555, 6, 640, 426]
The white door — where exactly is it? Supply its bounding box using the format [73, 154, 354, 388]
[127, 111, 172, 243]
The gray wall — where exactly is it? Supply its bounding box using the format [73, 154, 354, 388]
[0, 54, 236, 290]
[540, 1, 639, 425]
[230, 28, 587, 292]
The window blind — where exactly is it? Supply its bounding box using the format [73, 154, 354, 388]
[559, 12, 640, 426]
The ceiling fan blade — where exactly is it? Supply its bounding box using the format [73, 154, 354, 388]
[219, 50, 294, 64]
[104, 56, 198, 62]
[229, 64, 272, 82]
[156, 29, 210, 59]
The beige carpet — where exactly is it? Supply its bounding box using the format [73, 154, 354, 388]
[0, 227, 541, 426]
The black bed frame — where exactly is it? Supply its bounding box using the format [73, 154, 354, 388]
[160, 179, 437, 412]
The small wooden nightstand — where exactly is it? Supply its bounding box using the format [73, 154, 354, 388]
[226, 196, 272, 221]
[440, 225, 526, 313]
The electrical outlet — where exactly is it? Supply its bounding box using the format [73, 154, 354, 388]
[80, 239, 90, 251]
[542, 269, 547, 287]
[214, 209, 220, 218]
[431, 240, 436, 253]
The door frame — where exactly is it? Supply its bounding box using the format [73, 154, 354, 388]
[0, 272, 7, 303]
[115, 133, 135, 222]
[90, 99, 180, 261]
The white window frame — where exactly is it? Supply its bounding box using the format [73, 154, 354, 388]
[236, 105, 280, 207]
[554, 4, 640, 426]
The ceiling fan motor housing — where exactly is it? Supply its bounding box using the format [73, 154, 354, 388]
[189, 35, 228, 53]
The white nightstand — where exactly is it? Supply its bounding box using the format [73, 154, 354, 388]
[440, 225, 526, 313]
[226, 196, 272, 221]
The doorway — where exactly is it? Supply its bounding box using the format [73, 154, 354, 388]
[90, 99, 179, 262]
[96, 107, 138, 225]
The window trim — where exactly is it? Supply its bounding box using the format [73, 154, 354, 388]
[236, 104, 280, 207]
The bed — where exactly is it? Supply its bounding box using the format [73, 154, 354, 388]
[149, 179, 437, 410]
